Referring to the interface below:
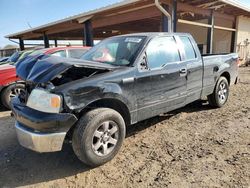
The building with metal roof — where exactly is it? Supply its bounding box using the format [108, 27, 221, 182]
[5, 0, 250, 60]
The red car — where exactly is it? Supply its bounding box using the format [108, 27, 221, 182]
[0, 46, 90, 109]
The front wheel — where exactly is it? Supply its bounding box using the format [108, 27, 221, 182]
[208, 76, 229, 108]
[72, 108, 126, 167]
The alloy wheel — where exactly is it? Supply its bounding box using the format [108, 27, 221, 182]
[92, 121, 119, 156]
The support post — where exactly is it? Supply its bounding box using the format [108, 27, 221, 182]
[161, 4, 169, 32]
[54, 40, 58, 47]
[172, 0, 177, 32]
[230, 17, 237, 53]
[43, 33, 49, 48]
[84, 20, 94, 46]
[19, 38, 25, 51]
[207, 11, 214, 54]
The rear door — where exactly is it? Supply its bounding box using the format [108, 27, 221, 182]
[176, 35, 203, 104]
[135, 36, 187, 122]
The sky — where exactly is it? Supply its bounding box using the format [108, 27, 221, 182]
[0, 0, 122, 48]
[0, 0, 250, 48]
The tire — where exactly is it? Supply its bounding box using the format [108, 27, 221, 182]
[72, 108, 126, 167]
[208, 76, 229, 108]
[1, 83, 25, 109]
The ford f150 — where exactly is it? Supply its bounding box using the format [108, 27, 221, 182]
[11, 33, 239, 166]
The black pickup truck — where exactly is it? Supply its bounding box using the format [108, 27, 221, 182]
[11, 33, 239, 166]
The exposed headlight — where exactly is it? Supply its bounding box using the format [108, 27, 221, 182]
[27, 89, 62, 113]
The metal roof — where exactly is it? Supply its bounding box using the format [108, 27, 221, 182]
[5, 0, 250, 39]
[221, 0, 250, 12]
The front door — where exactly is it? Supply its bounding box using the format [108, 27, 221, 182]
[134, 36, 187, 122]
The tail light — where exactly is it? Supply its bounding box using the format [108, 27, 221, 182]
[237, 58, 240, 67]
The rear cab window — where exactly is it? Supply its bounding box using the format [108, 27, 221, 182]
[68, 49, 88, 59]
[179, 36, 197, 60]
[51, 50, 66, 58]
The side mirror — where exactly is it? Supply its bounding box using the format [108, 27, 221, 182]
[140, 54, 148, 70]
[140, 60, 147, 67]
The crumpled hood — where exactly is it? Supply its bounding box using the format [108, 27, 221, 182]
[16, 54, 116, 84]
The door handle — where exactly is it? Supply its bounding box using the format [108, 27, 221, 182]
[179, 68, 187, 74]
[122, 77, 135, 84]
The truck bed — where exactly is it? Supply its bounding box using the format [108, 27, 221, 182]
[201, 53, 239, 97]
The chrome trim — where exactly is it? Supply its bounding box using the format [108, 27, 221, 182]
[15, 122, 66, 153]
[122, 77, 135, 84]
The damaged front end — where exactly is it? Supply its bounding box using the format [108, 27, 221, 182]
[15, 54, 114, 109]
[11, 54, 115, 153]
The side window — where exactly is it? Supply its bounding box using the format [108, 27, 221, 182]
[51, 50, 66, 58]
[146, 37, 180, 69]
[68, 49, 88, 59]
[179, 36, 196, 60]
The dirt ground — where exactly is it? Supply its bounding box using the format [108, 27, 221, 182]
[0, 67, 249, 188]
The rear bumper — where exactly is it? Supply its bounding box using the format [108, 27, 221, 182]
[15, 122, 66, 152]
[11, 97, 78, 152]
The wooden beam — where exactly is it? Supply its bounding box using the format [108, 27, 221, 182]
[178, 2, 235, 22]
[105, 3, 155, 16]
[108, 23, 160, 32]
[22, 32, 42, 40]
[46, 24, 83, 35]
[213, 12, 235, 21]
[178, 19, 212, 28]
[214, 25, 236, 31]
[177, 2, 211, 16]
[92, 6, 161, 28]
[95, 0, 156, 18]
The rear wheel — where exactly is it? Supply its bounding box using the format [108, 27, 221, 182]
[72, 108, 126, 167]
[208, 76, 229, 108]
[1, 83, 25, 109]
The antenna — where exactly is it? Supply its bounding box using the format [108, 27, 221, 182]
[27, 22, 32, 29]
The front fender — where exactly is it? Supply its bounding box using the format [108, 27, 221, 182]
[62, 82, 132, 113]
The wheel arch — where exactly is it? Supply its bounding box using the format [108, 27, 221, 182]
[66, 98, 131, 140]
[220, 71, 231, 85]
[81, 98, 131, 126]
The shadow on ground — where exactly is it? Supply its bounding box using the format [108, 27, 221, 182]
[0, 100, 212, 187]
[126, 100, 212, 137]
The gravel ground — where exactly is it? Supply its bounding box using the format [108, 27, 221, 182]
[0, 67, 249, 188]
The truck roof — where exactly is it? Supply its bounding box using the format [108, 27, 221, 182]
[116, 32, 192, 38]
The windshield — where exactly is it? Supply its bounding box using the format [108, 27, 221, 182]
[81, 36, 146, 66]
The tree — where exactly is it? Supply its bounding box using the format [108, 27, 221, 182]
[3, 44, 18, 49]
